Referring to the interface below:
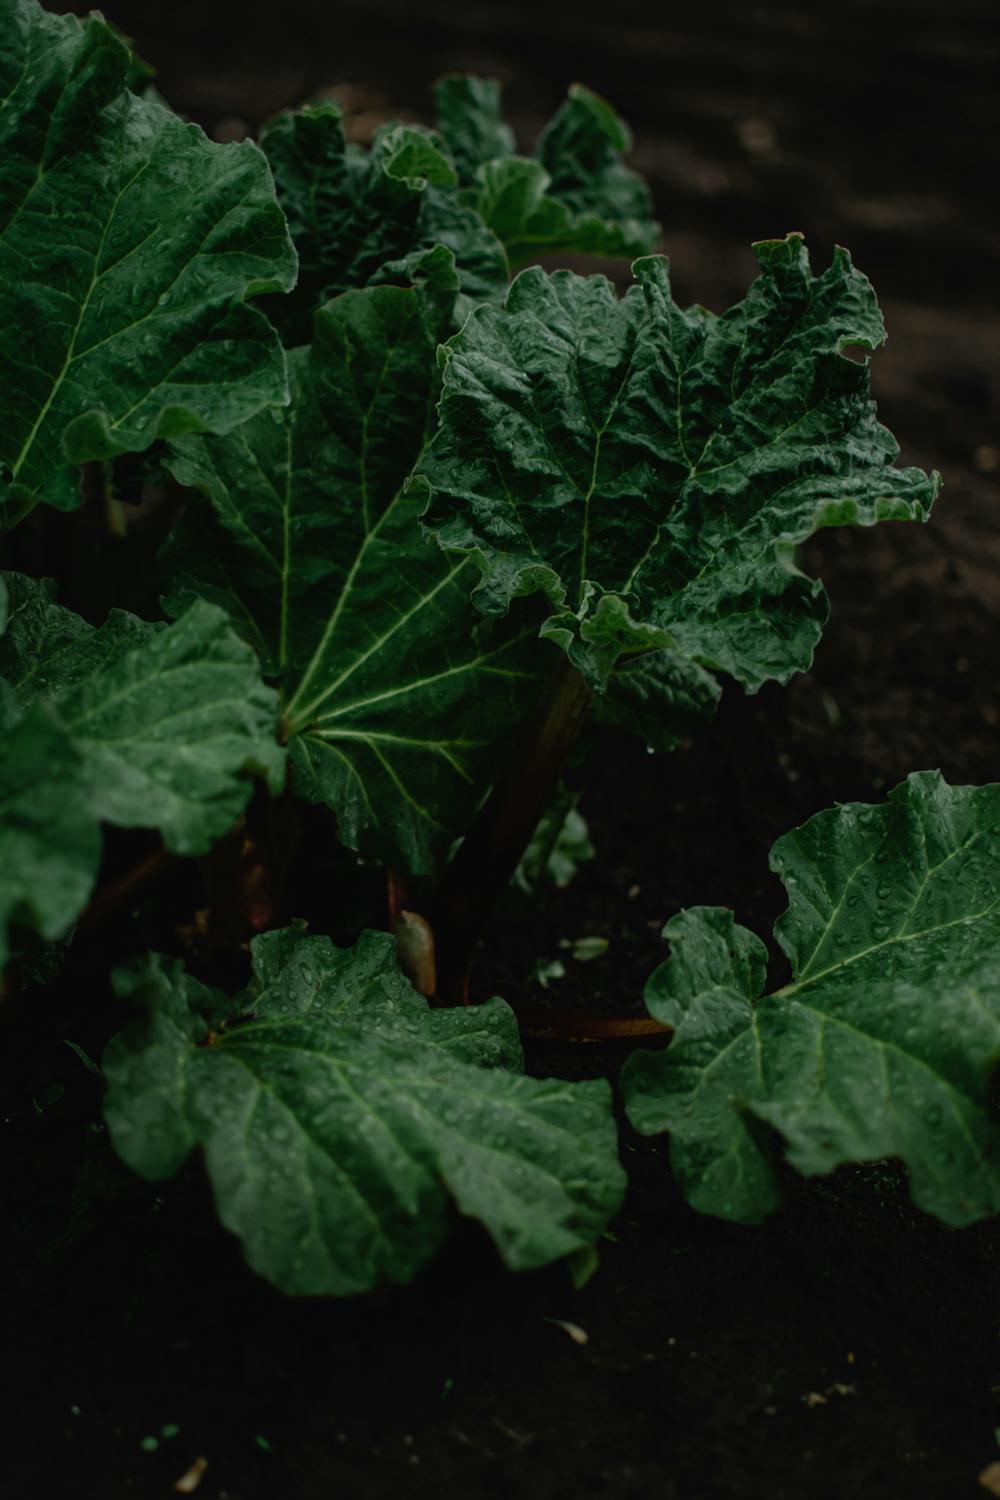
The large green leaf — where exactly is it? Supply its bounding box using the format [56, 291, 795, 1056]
[0, 571, 284, 856]
[421, 238, 939, 713]
[259, 101, 508, 344]
[435, 78, 658, 269]
[622, 772, 1000, 1227]
[162, 260, 544, 875]
[0, 0, 296, 524]
[104, 927, 625, 1295]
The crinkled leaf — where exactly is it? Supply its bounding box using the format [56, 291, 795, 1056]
[532, 84, 657, 259]
[162, 263, 544, 874]
[434, 76, 515, 183]
[421, 239, 938, 710]
[622, 772, 1000, 1227]
[260, 102, 508, 344]
[0, 571, 284, 856]
[104, 928, 625, 1295]
[0, 0, 296, 523]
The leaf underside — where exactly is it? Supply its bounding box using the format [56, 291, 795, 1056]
[0, 0, 296, 522]
[622, 772, 1000, 1228]
[103, 928, 626, 1295]
[162, 258, 546, 874]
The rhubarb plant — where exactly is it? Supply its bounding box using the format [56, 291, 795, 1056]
[2, 0, 977, 1300]
[259, 73, 657, 345]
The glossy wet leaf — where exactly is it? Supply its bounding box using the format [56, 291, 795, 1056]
[421, 238, 938, 712]
[622, 772, 1000, 1227]
[0, 0, 296, 523]
[0, 571, 284, 856]
[162, 261, 544, 874]
[104, 928, 626, 1295]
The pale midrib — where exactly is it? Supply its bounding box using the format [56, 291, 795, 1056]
[779, 895, 1000, 1001]
[285, 547, 469, 730]
[791, 998, 997, 1168]
[577, 432, 602, 605]
[572, 348, 631, 607]
[366, 740, 446, 832]
[309, 631, 534, 725]
[783, 819, 997, 996]
[223, 1053, 393, 1248]
[619, 272, 850, 605]
[230, 1036, 588, 1160]
[678, 984, 993, 1179]
[310, 728, 478, 782]
[59, 650, 232, 734]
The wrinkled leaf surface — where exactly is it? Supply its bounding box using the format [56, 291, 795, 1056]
[0, 0, 296, 521]
[104, 928, 625, 1294]
[622, 772, 1000, 1227]
[422, 239, 938, 711]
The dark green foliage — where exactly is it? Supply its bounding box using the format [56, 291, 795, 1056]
[0, 0, 970, 1297]
[104, 929, 626, 1293]
[623, 773, 1000, 1226]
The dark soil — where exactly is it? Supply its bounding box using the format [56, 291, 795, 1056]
[5, 2, 1000, 1496]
